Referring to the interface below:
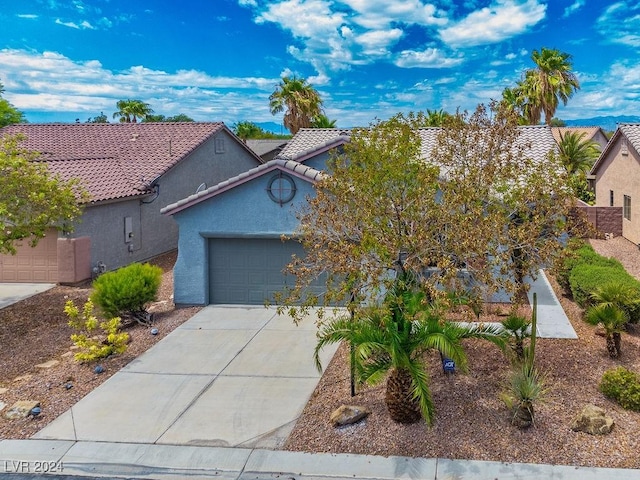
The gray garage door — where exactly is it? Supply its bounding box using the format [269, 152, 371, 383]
[208, 237, 323, 305]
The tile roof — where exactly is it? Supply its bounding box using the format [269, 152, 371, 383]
[245, 139, 289, 157]
[0, 122, 235, 203]
[277, 128, 351, 161]
[278, 125, 557, 164]
[161, 159, 325, 216]
[591, 123, 640, 175]
[551, 126, 603, 144]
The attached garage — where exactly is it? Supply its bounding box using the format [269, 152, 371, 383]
[209, 237, 320, 305]
[162, 160, 327, 307]
[0, 229, 58, 283]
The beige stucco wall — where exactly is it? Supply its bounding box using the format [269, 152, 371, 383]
[594, 139, 640, 244]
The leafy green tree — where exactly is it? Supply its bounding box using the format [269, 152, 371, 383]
[279, 103, 574, 316]
[269, 76, 323, 134]
[311, 114, 336, 128]
[0, 80, 26, 127]
[86, 112, 109, 123]
[143, 113, 194, 123]
[0, 135, 86, 254]
[233, 121, 266, 140]
[314, 283, 505, 424]
[112, 99, 154, 123]
[165, 113, 194, 122]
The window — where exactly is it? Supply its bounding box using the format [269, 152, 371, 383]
[610, 190, 614, 207]
[624, 195, 631, 220]
[215, 137, 225, 153]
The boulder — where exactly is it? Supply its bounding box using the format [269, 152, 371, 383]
[4, 400, 40, 420]
[571, 404, 614, 435]
[330, 405, 371, 427]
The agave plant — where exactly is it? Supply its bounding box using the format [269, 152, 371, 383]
[314, 283, 506, 425]
[502, 359, 546, 428]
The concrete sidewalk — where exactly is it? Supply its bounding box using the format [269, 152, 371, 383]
[0, 283, 55, 310]
[2, 439, 640, 479]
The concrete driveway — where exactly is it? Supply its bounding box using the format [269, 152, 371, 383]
[34, 305, 340, 449]
[0, 283, 56, 310]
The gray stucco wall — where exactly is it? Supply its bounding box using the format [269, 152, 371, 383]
[170, 172, 316, 305]
[301, 150, 335, 172]
[70, 130, 260, 273]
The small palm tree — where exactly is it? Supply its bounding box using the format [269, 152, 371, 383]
[310, 114, 336, 128]
[501, 314, 531, 361]
[585, 303, 626, 358]
[314, 285, 506, 425]
[557, 131, 600, 176]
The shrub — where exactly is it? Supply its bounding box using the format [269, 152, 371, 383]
[556, 241, 623, 291]
[600, 367, 640, 412]
[91, 262, 162, 323]
[568, 263, 640, 309]
[64, 299, 129, 362]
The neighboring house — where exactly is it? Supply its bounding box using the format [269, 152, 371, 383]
[163, 125, 558, 306]
[551, 126, 609, 151]
[0, 122, 262, 283]
[590, 124, 640, 243]
[245, 139, 289, 161]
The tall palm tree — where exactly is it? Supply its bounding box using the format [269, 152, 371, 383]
[113, 99, 154, 123]
[557, 130, 600, 175]
[269, 76, 323, 135]
[523, 48, 580, 125]
[424, 109, 451, 127]
[314, 286, 506, 425]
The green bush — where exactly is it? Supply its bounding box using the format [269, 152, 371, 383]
[91, 262, 162, 321]
[556, 241, 623, 290]
[600, 367, 640, 412]
[65, 299, 129, 362]
[569, 263, 640, 310]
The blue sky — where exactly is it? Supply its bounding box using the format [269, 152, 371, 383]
[0, 0, 638, 129]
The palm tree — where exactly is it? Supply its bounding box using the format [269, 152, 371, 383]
[557, 130, 600, 175]
[314, 285, 506, 425]
[501, 314, 531, 361]
[112, 99, 154, 123]
[424, 109, 451, 127]
[585, 282, 640, 358]
[311, 114, 336, 128]
[269, 76, 323, 135]
[232, 121, 266, 141]
[523, 48, 580, 125]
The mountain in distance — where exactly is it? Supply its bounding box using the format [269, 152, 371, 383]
[255, 121, 291, 136]
[564, 115, 640, 132]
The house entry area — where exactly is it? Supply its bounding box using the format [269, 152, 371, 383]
[208, 237, 324, 305]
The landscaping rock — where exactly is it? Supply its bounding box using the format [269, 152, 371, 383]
[0, 387, 8, 395]
[12, 374, 32, 383]
[330, 405, 371, 426]
[0, 401, 6, 413]
[35, 359, 60, 369]
[4, 400, 40, 420]
[571, 404, 614, 435]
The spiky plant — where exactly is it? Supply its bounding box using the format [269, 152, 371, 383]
[502, 359, 546, 428]
[585, 303, 626, 358]
[314, 284, 506, 425]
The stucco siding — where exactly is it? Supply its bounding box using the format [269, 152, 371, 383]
[300, 150, 333, 171]
[69, 131, 260, 274]
[172, 174, 315, 305]
[594, 140, 640, 244]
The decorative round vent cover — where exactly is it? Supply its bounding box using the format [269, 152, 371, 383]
[267, 172, 296, 205]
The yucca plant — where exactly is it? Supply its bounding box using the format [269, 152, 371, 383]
[502, 358, 546, 428]
[314, 282, 506, 425]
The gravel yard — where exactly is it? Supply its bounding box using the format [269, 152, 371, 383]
[284, 238, 640, 469]
[0, 251, 200, 439]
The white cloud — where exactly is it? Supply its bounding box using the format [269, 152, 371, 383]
[563, 0, 584, 18]
[339, 0, 448, 29]
[440, 0, 546, 47]
[54, 18, 95, 29]
[597, 1, 640, 47]
[354, 29, 403, 56]
[0, 49, 282, 123]
[394, 47, 464, 68]
[16, 14, 38, 19]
